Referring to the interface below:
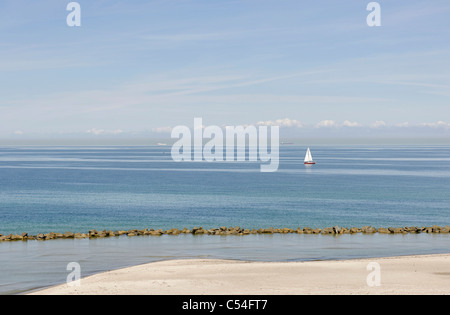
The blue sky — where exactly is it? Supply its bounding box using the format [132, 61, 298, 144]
[1, 0, 450, 139]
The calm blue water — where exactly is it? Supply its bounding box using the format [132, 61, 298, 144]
[0, 145, 450, 294]
[1, 145, 450, 234]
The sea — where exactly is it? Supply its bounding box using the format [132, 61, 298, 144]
[0, 145, 449, 294]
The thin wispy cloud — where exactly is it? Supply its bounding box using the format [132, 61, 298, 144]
[371, 121, 387, 128]
[152, 126, 173, 133]
[139, 30, 251, 42]
[256, 118, 304, 128]
[418, 121, 450, 129]
[149, 120, 450, 133]
[86, 128, 124, 136]
[315, 120, 338, 128]
[342, 120, 362, 128]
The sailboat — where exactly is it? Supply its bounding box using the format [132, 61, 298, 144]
[304, 148, 316, 165]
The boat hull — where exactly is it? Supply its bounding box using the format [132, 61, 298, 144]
[304, 162, 316, 165]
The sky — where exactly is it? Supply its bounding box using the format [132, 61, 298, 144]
[1, 0, 450, 141]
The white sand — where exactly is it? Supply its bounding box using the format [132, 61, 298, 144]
[31, 254, 450, 295]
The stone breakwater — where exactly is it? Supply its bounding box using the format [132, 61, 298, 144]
[1, 225, 450, 242]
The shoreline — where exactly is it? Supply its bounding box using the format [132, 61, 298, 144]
[30, 253, 450, 295]
[2, 225, 450, 242]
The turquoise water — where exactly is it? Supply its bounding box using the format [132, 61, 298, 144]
[0, 145, 450, 294]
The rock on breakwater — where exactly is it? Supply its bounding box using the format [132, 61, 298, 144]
[1, 225, 450, 242]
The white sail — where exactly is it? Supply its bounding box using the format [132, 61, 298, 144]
[304, 148, 313, 162]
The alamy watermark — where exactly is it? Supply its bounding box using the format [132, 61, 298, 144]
[366, 262, 381, 287]
[367, 2, 381, 27]
[171, 118, 279, 172]
[66, 262, 81, 287]
[66, 2, 381, 28]
[66, 2, 81, 27]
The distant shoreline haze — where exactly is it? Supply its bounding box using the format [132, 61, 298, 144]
[1, 137, 450, 146]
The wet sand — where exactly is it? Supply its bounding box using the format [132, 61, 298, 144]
[30, 254, 450, 295]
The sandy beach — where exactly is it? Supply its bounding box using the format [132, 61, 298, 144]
[30, 254, 450, 295]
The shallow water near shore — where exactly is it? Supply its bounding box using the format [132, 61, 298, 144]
[0, 145, 450, 294]
[1, 233, 450, 295]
